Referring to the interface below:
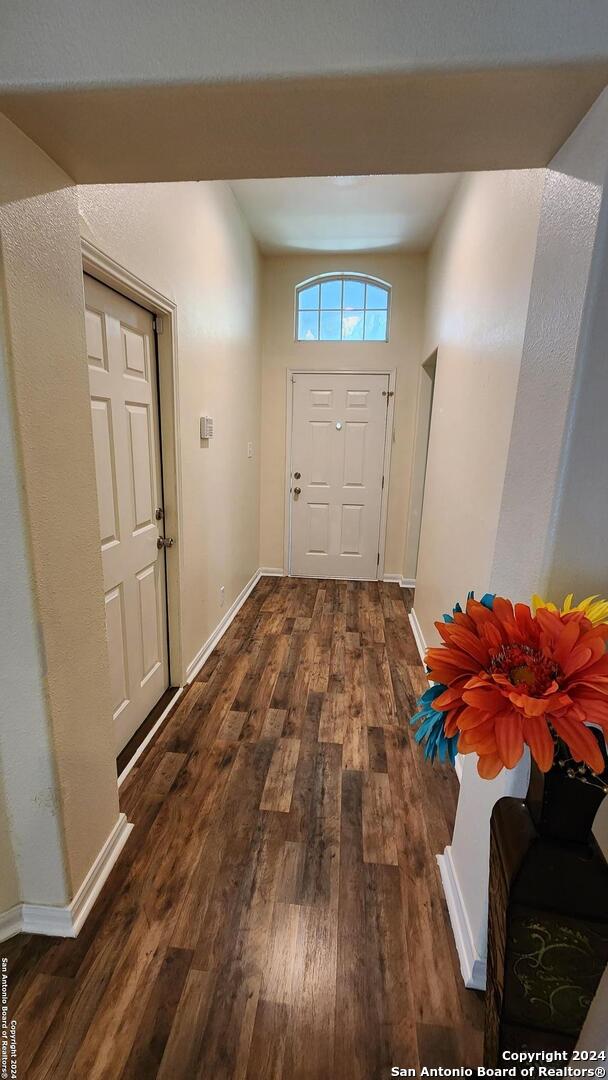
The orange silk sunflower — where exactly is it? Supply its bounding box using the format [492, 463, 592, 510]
[425, 596, 608, 780]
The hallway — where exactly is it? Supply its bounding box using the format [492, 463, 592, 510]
[6, 578, 483, 1079]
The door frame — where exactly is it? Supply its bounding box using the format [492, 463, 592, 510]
[82, 238, 185, 688]
[284, 368, 396, 580]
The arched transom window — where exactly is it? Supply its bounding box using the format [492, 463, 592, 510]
[295, 273, 390, 342]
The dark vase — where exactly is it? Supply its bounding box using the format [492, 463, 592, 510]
[484, 728, 608, 1065]
[526, 729, 608, 844]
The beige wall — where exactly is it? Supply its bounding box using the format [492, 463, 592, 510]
[259, 252, 426, 575]
[0, 273, 66, 908]
[415, 170, 545, 644]
[0, 776, 19, 913]
[78, 182, 262, 676]
[418, 91, 608, 990]
[0, 112, 120, 903]
[493, 89, 608, 604]
[413, 170, 545, 972]
[545, 195, 608, 601]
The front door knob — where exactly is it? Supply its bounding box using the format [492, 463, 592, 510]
[293, 487, 302, 497]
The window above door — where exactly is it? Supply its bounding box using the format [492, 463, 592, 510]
[295, 273, 391, 342]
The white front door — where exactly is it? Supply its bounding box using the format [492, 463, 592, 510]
[289, 372, 389, 579]
[84, 274, 169, 754]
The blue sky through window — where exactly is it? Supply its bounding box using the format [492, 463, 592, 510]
[296, 275, 389, 341]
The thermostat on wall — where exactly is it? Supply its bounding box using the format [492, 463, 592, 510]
[200, 416, 214, 439]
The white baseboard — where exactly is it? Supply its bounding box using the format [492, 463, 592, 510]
[186, 568, 263, 682]
[383, 574, 416, 588]
[118, 687, 184, 788]
[408, 607, 427, 664]
[0, 813, 133, 943]
[437, 845, 487, 991]
[68, 813, 133, 935]
[186, 567, 284, 684]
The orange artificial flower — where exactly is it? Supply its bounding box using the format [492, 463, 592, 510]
[424, 596, 608, 780]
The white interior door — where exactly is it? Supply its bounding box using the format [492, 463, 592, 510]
[289, 372, 389, 579]
[84, 274, 169, 754]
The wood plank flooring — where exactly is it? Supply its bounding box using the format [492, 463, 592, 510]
[4, 577, 484, 1079]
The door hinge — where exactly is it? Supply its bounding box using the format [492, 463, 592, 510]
[381, 474, 385, 490]
[153, 315, 164, 335]
[377, 552, 380, 566]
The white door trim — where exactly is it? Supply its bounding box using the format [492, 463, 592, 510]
[81, 238, 186, 687]
[284, 368, 396, 579]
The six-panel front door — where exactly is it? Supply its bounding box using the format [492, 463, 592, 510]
[84, 274, 169, 754]
[290, 372, 389, 579]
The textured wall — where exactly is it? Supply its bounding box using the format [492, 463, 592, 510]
[78, 182, 262, 675]
[0, 282, 67, 905]
[0, 774, 19, 912]
[546, 193, 608, 602]
[258, 252, 425, 576]
[492, 89, 608, 603]
[0, 113, 120, 902]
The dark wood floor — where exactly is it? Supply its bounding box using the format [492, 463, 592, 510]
[5, 577, 483, 1079]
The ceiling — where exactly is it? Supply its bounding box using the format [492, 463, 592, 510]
[2, 66, 606, 184]
[230, 174, 461, 254]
